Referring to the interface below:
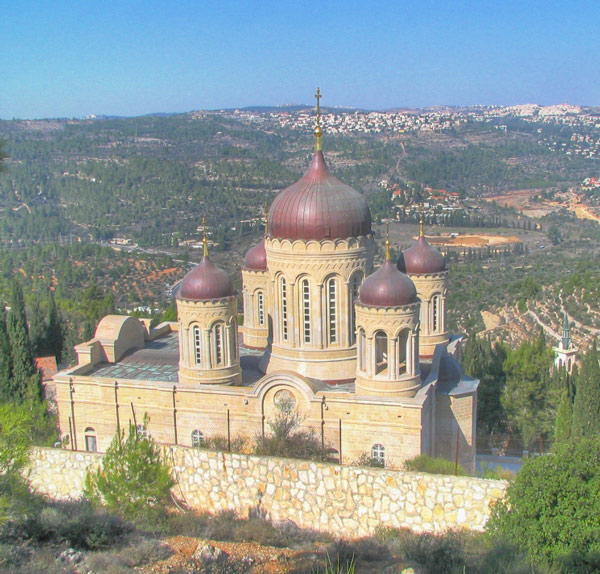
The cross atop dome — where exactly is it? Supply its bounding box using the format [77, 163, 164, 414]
[202, 217, 209, 258]
[314, 87, 323, 150]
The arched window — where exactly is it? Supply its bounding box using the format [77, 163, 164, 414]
[357, 328, 366, 371]
[371, 444, 385, 467]
[214, 323, 223, 365]
[398, 329, 409, 375]
[280, 278, 288, 341]
[84, 427, 97, 452]
[375, 331, 388, 375]
[432, 294, 440, 332]
[191, 429, 204, 447]
[350, 273, 362, 344]
[243, 289, 249, 321]
[257, 291, 265, 326]
[193, 325, 202, 365]
[302, 278, 311, 344]
[327, 278, 337, 344]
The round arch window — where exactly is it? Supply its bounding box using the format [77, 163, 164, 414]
[274, 388, 296, 409]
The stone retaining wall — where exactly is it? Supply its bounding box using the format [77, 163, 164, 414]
[28, 447, 507, 537]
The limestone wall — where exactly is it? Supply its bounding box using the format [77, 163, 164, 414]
[28, 448, 103, 499]
[28, 447, 506, 537]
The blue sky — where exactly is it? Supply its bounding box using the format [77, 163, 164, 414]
[1, 0, 598, 119]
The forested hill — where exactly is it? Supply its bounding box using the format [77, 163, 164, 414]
[1, 109, 598, 249]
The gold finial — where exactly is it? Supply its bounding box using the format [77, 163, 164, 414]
[263, 202, 269, 235]
[418, 202, 424, 238]
[314, 87, 323, 151]
[202, 217, 208, 257]
[385, 221, 391, 261]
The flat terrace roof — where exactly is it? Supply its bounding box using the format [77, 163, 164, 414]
[88, 332, 265, 386]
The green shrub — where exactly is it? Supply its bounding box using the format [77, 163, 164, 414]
[352, 452, 384, 468]
[375, 527, 466, 574]
[0, 403, 33, 525]
[319, 554, 356, 574]
[325, 537, 389, 566]
[478, 462, 514, 480]
[487, 437, 600, 571]
[403, 454, 468, 476]
[253, 398, 334, 461]
[200, 434, 249, 453]
[20, 500, 130, 550]
[86, 538, 171, 572]
[85, 417, 174, 520]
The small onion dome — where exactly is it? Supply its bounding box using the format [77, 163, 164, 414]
[398, 236, 446, 275]
[243, 238, 267, 271]
[268, 150, 371, 241]
[177, 256, 234, 301]
[359, 260, 417, 307]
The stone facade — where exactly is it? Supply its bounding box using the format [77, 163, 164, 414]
[53, 135, 480, 474]
[28, 447, 506, 537]
[261, 236, 375, 382]
[177, 295, 241, 386]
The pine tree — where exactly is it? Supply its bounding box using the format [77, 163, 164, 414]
[572, 342, 600, 439]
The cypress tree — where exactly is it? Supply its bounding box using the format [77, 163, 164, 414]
[28, 298, 45, 358]
[572, 342, 600, 439]
[6, 280, 37, 403]
[44, 291, 64, 362]
[0, 308, 13, 401]
[554, 388, 573, 443]
[462, 334, 507, 435]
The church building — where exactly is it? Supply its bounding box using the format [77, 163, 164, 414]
[54, 93, 479, 470]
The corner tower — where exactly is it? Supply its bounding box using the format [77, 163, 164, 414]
[176, 232, 242, 386]
[241, 208, 269, 350]
[355, 231, 421, 397]
[260, 89, 376, 382]
[399, 216, 449, 358]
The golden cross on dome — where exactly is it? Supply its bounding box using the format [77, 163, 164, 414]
[202, 217, 208, 257]
[315, 87, 322, 123]
[385, 221, 391, 261]
[418, 202, 424, 237]
[314, 87, 323, 151]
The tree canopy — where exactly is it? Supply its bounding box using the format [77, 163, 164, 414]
[488, 436, 600, 572]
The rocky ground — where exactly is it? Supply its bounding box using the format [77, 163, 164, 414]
[49, 535, 424, 574]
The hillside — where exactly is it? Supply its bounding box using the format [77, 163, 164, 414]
[1, 106, 600, 359]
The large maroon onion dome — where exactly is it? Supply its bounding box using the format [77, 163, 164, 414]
[398, 236, 446, 275]
[243, 238, 267, 271]
[268, 150, 372, 241]
[359, 260, 418, 307]
[177, 256, 234, 301]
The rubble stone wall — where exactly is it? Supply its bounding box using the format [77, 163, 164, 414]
[28, 447, 507, 536]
